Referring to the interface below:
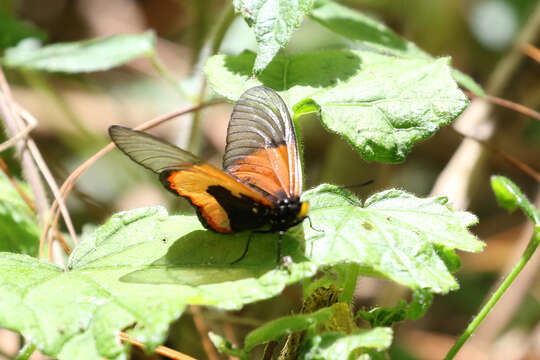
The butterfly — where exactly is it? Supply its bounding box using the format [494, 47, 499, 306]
[109, 86, 309, 265]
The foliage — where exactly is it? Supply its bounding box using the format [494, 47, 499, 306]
[0, 172, 39, 255]
[0, 12, 46, 50]
[2, 32, 155, 73]
[4, 0, 531, 359]
[205, 50, 467, 163]
[233, 0, 313, 74]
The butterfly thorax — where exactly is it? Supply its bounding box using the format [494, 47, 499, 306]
[268, 198, 309, 231]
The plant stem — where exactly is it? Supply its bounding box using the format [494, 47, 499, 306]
[14, 342, 35, 360]
[149, 52, 187, 99]
[339, 264, 359, 304]
[444, 228, 540, 360]
[187, 2, 235, 153]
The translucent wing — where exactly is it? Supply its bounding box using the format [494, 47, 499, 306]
[223, 86, 303, 200]
[109, 126, 272, 233]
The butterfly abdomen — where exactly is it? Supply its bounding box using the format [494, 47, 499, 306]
[206, 185, 271, 232]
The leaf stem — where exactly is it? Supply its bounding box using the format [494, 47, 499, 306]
[149, 52, 187, 99]
[14, 342, 35, 360]
[187, 2, 235, 153]
[444, 228, 540, 360]
[340, 264, 359, 304]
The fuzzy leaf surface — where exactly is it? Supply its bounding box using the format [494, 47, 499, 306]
[0, 206, 316, 360]
[205, 50, 468, 162]
[233, 0, 313, 73]
[299, 327, 393, 360]
[2, 31, 155, 73]
[301, 184, 483, 293]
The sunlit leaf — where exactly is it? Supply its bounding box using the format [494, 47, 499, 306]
[309, 0, 484, 95]
[0, 181, 482, 358]
[302, 184, 483, 293]
[299, 327, 393, 360]
[0, 172, 39, 255]
[205, 50, 468, 162]
[0, 207, 316, 360]
[233, 0, 313, 73]
[2, 31, 155, 73]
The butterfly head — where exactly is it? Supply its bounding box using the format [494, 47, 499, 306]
[270, 198, 309, 231]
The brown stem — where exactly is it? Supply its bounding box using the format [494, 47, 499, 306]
[191, 306, 220, 360]
[465, 91, 540, 122]
[119, 331, 197, 360]
[0, 156, 36, 211]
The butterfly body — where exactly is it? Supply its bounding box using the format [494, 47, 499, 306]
[110, 86, 308, 262]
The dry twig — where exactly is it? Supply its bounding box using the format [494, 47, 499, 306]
[119, 331, 197, 360]
[191, 306, 220, 360]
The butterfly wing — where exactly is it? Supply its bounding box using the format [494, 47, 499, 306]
[109, 125, 273, 233]
[223, 86, 303, 200]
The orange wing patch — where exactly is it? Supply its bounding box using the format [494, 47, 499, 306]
[163, 163, 272, 233]
[226, 144, 292, 199]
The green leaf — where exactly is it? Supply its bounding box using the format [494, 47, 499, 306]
[302, 184, 483, 293]
[2, 31, 155, 73]
[245, 307, 334, 351]
[205, 50, 468, 162]
[0, 12, 46, 50]
[209, 332, 249, 360]
[309, 0, 428, 59]
[491, 176, 540, 225]
[357, 300, 407, 327]
[233, 0, 313, 74]
[0, 172, 39, 255]
[0, 206, 316, 360]
[407, 288, 433, 320]
[299, 327, 393, 360]
[309, 0, 484, 96]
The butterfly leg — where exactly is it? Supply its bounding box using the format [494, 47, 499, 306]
[231, 231, 256, 265]
[275, 230, 285, 268]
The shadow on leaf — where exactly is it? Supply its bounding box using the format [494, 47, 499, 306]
[120, 228, 308, 286]
[224, 50, 362, 91]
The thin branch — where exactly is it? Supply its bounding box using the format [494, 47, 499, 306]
[0, 156, 36, 211]
[16, 103, 78, 246]
[119, 331, 197, 360]
[523, 43, 540, 63]
[0, 69, 50, 224]
[0, 120, 36, 153]
[465, 91, 540, 122]
[0, 67, 78, 259]
[39, 99, 223, 259]
[451, 128, 540, 183]
[191, 306, 220, 360]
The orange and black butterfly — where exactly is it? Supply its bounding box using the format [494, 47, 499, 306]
[109, 86, 309, 264]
